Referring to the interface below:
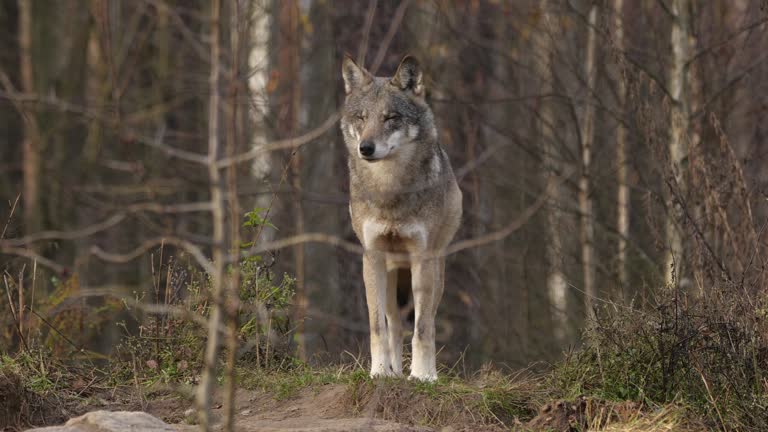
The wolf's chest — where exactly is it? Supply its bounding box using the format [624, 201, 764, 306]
[360, 218, 428, 254]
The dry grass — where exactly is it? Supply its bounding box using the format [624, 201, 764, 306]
[0, 350, 103, 430]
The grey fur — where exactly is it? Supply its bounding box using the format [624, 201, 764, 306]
[341, 55, 462, 381]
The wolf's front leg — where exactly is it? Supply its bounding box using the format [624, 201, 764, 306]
[363, 252, 393, 378]
[409, 258, 439, 382]
[386, 268, 403, 375]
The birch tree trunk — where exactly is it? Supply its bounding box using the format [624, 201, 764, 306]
[536, 0, 567, 343]
[613, 0, 630, 301]
[579, 3, 598, 318]
[18, 0, 40, 235]
[198, 0, 225, 429]
[665, 0, 691, 287]
[248, 1, 272, 184]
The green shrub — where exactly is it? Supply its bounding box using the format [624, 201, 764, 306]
[110, 205, 296, 385]
[555, 282, 768, 430]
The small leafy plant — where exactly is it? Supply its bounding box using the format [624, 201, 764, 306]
[109, 205, 296, 385]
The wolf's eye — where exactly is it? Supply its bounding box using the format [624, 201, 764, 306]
[384, 113, 402, 122]
[355, 113, 366, 122]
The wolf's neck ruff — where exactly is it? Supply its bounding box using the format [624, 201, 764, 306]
[350, 140, 446, 204]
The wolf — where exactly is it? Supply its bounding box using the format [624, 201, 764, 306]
[341, 55, 462, 382]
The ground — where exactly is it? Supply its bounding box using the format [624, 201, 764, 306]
[1, 364, 705, 432]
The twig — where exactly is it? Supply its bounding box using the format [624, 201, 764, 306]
[0, 245, 65, 274]
[90, 237, 214, 275]
[2, 213, 126, 247]
[4, 274, 18, 324]
[29, 259, 36, 341]
[2, 203, 212, 248]
[26, 306, 82, 352]
[1, 194, 20, 240]
[18, 264, 25, 340]
[357, 0, 378, 67]
[693, 360, 727, 431]
[369, 0, 413, 74]
[215, 112, 340, 169]
[4, 274, 29, 352]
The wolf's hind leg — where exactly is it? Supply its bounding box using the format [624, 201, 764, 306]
[363, 252, 393, 378]
[386, 268, 403, 375]
[409, 258, 438, 382]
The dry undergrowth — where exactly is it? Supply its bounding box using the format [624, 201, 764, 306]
[0, 351, 99, 430]
[236, 361, 708, 431]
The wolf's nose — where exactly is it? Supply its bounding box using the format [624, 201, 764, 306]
[359, 141, 375, 157]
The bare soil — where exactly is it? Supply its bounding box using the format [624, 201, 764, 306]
[4, 376, 695, 431]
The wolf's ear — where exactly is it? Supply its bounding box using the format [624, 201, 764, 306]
[342, 55, 370, 94]
[391, 55, 423, 96]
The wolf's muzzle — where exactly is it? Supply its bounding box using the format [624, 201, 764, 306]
[359, 140, 376, 158]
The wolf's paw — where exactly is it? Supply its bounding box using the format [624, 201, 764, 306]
[407, 371, 438, 383]
[370, 363, 397, 379]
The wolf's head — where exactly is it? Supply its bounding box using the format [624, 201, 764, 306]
[340, 55, 437, 163]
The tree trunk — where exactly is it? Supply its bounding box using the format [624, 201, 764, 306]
[664, 0, 691, 287]
[579, 3, 598, 319]
[247, 1, 272, 183]
[613, 0, 630, 301]
[223, 2, 243, 430]
[276, 0, 306, 361]
[198, 0, 225, 429]
[536, 0, 567, 344]
[18, 0, 40, 235]
[301, 0, 344, 355]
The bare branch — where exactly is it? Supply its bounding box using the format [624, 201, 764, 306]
[2, 213, 127, 247]
[1, 194, 20, 241]
[369, 0, 412, 74]
[215, 112, 341, 169]
[0, 245, 65, 274]
[445, 170, 572, 257]
[237, 169, 574, 263]
[138, 124, 209, 165]
[124, 201, 214, 214]
[90, 237, 214, 275]
[357, 0, 378, 67]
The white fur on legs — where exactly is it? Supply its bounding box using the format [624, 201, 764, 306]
[370, 334, 394, 377]
[386, 269, 403, 376]
[363, 252, 394, 378]
[409, 334, 437, 382]
[408, 258, 439, 382]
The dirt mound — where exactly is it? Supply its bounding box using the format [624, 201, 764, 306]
[0, 369, 69, 431]
[0, 370, 24, 430]
[12, 374, 700, 431]
[342, 381, 512, 431]
[229, 384, 459, 431]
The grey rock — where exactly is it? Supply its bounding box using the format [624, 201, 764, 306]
[27, 410, 177, 432]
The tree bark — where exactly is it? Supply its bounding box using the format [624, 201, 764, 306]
[579, 3, 598, 319]
[276, 0, 306, 361]
[223, 2, 243, 430]
[198, 0, 225, 429]
[18, 0, 41, 235]
[536, 0, 567, 343]
[613, 0, 630, 301]
[665, 0, 691, 287]
[247, 1, 272, 183]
